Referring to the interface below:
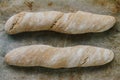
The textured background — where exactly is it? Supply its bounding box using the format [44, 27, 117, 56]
[0, 0, 120, 80]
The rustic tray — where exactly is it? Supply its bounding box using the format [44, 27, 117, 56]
[0, 0, 120, 80]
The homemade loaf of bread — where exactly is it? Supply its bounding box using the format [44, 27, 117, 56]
[5, 45, 114, 68]
[5, 11, 116, 34]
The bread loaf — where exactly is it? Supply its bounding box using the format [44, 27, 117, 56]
[5, 45, 114, 68]
[5, 11, 116, 34]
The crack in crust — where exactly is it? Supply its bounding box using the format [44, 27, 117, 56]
[49, 14, 64, 29]
[9, 19, 18, 31]
[9, 12, 25, 32]
[81, 57, 88, 66]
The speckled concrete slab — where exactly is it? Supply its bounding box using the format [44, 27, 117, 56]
[0, 0, 120, 80]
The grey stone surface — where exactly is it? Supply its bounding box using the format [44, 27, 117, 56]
[0, 0, 120, 80]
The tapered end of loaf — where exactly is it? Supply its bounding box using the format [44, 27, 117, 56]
[98, 16, 116, 32]
[5, 15, 16, 34]
[5, 12, 26, 34]
[4, 50, 16, 65]
[104, 50, 114, 64]
[81, 48, 114, 67]
[4, 46, 27, 66]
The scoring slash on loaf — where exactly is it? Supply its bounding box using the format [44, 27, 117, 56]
[5, 11, 116, 34]
[5, 45, 114, 68]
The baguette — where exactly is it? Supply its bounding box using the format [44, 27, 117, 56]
[5, 45, 114, 68]
[5, 11, 116, 34]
